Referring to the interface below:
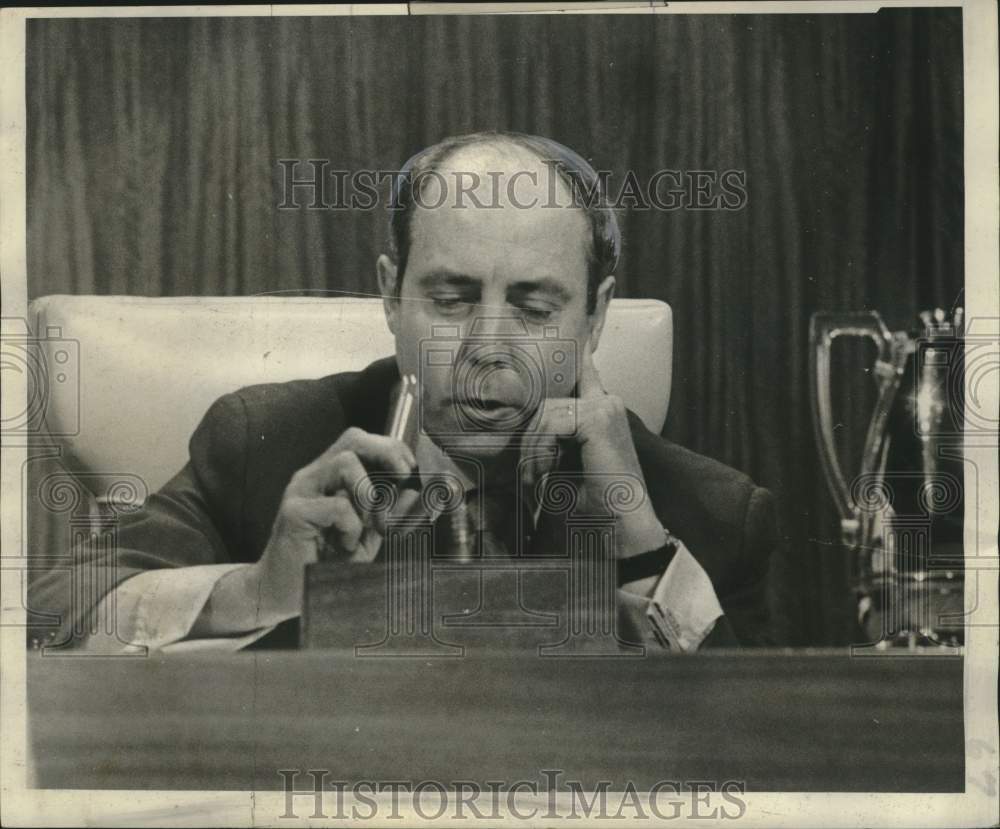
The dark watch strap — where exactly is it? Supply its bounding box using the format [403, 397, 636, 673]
[616, 536, 679, 587]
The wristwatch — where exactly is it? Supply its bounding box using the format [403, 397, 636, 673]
[616, 528, 680, 587]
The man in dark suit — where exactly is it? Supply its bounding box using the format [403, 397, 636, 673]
[29, 132, 776, 652]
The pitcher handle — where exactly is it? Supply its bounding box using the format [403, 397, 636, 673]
[809, 311, 908, 548]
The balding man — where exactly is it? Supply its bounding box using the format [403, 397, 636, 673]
[29, 132, 777, 653]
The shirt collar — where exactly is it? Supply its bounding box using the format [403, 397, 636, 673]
[412, 430, 546, 528]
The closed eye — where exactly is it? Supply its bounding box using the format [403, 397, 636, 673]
[517, 305, 557, 323]
[432, 295, 475, 315]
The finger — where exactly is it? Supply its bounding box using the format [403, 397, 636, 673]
[297, 453, 392, 535]
[286, 492, 364, 548]
[350, 527, 384, 564]
[319, 493, 365, 556]
[348, 488, 422, 564]
[518, 432, 560, 491]
[296, 448, 369, 497]
[577, 336, 606, 399]
[301, 437, 415, 496]
[326, 428, 417, 473]
[531, 397, 580, 438]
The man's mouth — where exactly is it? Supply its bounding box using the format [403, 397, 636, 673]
[464, 397, 514, 411]
[452, 395, 536, 426]
[456, 396, 520, 413]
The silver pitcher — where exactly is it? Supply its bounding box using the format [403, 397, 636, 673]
[810, 308, 965, 649]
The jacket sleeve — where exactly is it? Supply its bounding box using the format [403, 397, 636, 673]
[27, 391, 250, 649]
[720, 485, 778, 646]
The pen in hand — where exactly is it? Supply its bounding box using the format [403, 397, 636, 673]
[384, 372, 422, 492]
[386, 373, 471, 561]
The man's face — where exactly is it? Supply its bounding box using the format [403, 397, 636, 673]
[379, 146, 612, 460]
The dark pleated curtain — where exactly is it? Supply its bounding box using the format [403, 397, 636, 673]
[25, 10, 964, 645]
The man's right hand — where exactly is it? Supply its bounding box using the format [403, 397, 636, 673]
[248, 427, 417, 624]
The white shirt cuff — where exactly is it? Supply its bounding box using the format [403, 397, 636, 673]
[80, 564, 277, 654]
[645, 542, 724, 652]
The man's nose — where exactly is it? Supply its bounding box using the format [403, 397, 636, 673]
[461, 315, 530, 363]
[467, 314, 530, 339]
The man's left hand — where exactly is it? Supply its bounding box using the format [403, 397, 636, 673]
[520, 337, 667, 557]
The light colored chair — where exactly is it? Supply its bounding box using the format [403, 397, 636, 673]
[27, 295, 672, 503]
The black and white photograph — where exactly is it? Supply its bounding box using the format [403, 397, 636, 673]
[1, 2, 997, 826]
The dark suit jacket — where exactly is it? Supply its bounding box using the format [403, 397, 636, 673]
[29, 357, 777, 648]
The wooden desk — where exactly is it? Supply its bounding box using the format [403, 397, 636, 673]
[27, 650, 963, 792]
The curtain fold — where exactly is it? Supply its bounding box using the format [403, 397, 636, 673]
[26, 10, 964, 645]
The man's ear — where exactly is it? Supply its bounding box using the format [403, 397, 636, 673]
[587, 275, 616, 350]
[377, 254, 400, 335]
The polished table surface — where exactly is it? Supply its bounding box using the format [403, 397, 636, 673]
[27, 649, 964, 792]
